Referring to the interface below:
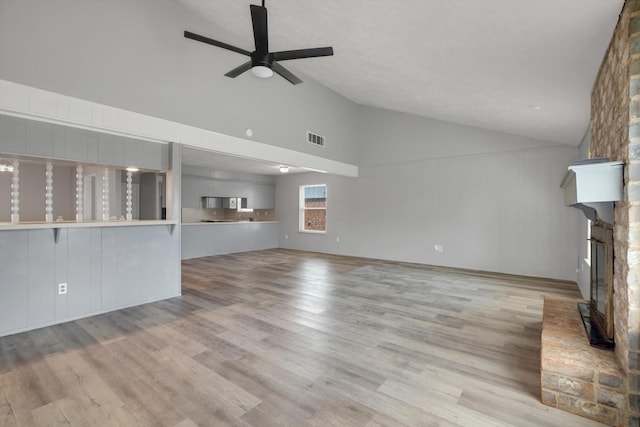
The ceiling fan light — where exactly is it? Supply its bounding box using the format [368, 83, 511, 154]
[251, 65, 273, 79]
[279, 165, 289, 173]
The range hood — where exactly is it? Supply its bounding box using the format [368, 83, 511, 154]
[560, 158, 623, 224]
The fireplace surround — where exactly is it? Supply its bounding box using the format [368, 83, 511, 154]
[579, 222, 615, 349]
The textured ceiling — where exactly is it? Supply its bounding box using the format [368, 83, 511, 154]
[178, 0, 623, 146]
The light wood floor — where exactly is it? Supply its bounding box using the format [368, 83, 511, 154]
[0, 249, 605, 426]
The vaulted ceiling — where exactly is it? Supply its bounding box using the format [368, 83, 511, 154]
[178, 0, 623, 146]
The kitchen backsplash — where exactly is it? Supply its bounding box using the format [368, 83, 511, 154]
[181, 208, 276, 223]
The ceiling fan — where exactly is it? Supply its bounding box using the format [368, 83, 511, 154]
[184, 0, 333, 85]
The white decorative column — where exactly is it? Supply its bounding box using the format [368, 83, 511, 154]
[126, 169, 133, 220]
[75, 165, 84, 222]
[10, 160, 19, 223]
[45, 160, 53, 222]
[102, 167, 110, 221]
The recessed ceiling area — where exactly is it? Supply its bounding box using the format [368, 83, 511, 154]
[178, 0, 623, 146]
[181, 146, 305, 175]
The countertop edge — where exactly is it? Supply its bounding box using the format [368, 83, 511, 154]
[0, 220, 178, 231]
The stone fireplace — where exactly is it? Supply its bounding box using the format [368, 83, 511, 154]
[541, 296, 626, 425]
[540, 1, 640, 425]
[542, 0, 640, 425]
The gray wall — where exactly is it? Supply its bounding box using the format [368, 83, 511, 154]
[357, 106, 560, 165]
[277, 109, 581, 281]
[0, 225, 180, 337]
[0, 0, 359, 166]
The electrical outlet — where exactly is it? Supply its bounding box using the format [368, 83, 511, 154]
[58, 283, 67, 295]
[336, 237, 340, 243]
[285, 234, 289, 240]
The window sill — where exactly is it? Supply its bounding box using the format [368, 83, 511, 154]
[299, 230, 327, 235]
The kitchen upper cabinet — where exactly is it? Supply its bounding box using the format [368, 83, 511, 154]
[65, 127, 90, 161]
[98, 133, 121, 165]
[182, 176, 207, 208]
[52, 125, 66, 158]
[86, 130, 99, 162]
[249, 184, 276, 209]
[0, 114, 27, 154]
[0, 116, 167, 169]
[181, 175, 276, 209]
[219, 181, 246, 198]
[182, 177, 226, 208]
[138, 140, 167, 170]
[26, 120, 53, 157]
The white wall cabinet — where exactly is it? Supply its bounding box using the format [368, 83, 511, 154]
[0, 115, 168, 170]
[182, 176, 275, 209]
[248, 184, 276, 209]
[181, 176, 209, 208]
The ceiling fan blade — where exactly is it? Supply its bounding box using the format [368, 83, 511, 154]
[184, 31, 251, 56]
[250, 4, 268, 53]
[272, 47, 334, 62]
[273, 62, 302, 85]
[225, 61, 252, 78]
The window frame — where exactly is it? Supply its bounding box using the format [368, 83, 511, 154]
[299, 184, 327, 234]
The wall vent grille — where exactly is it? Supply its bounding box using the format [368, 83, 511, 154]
[307, 131, 325, 147]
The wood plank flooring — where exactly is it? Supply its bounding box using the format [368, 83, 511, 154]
[0, 249, 605, 426]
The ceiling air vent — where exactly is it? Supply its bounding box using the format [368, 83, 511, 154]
[307, 131, 325, 148]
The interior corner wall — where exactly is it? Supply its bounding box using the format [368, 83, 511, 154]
[277, 108, 580, 282]
[0, 0, 359, 166]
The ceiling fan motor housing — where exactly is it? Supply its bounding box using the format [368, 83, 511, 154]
[252, 52, 273, 68]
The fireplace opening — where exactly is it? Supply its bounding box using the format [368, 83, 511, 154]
[578, 222, 614, 349]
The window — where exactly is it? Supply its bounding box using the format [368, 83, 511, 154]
[299, 184, 327, 233]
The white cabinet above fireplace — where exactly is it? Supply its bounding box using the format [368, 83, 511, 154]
[560, 159, 623, 224]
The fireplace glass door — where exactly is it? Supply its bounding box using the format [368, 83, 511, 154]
[590, 225, 614, 341]
[592, 241, 606, 313]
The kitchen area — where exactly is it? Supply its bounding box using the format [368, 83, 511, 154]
[0, 114, 289, 338]
[0, 78, 356, 340]
[180, 147, 280, 259]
